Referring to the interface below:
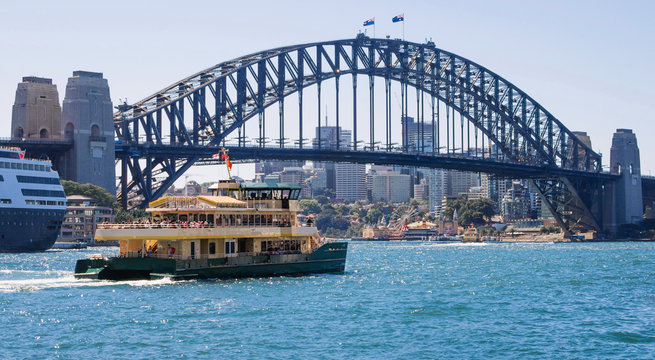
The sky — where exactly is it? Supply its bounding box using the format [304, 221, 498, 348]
[1, 0, 653, 185]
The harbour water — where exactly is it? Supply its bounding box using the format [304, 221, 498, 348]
[1, 241, 654, 359]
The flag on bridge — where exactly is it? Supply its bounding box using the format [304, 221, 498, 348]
[212, 153, 221, 159]
[363, 18, 375, 26]
[392, 14, 404, 23]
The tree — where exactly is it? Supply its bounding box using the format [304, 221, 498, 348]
[61, 180, 114, 207]
[365, 208, 383, 224]
[114, 208, 148, 223]
[443, 198, 495, 226]
[299, 199, 321, 215]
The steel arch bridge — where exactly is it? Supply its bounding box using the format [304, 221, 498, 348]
[114, 34, 613, 235]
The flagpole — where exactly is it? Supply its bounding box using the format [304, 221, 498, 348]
[403, 15, 405, 41]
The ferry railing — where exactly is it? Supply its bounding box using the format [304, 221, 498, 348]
[120, 250, 306, 260]
[96, 221, 310, 230]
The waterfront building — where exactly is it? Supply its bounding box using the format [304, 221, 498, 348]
[371, 172, 411, 203]
[59, 195, 114, 245]
[11, 76, 62, 139]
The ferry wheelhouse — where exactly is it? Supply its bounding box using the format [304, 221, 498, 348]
[74, 180, 347, 280]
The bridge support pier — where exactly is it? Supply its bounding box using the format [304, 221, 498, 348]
[603, 129, 643, 234]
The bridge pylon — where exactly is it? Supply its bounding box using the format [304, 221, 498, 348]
[603, 129, 643, 233]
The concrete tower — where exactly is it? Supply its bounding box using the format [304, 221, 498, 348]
[61, 71, 115, 194]
[11, 77, 61, 139]
[605, 129, 642, 231]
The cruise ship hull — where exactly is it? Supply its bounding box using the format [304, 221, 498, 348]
[74, 242, 348, 280]
[0, 208, 66, 252]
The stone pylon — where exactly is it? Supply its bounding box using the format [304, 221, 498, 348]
[61, 71, 115, 194]
[604, 129, 643, 233]
[11, 77, 61, 139]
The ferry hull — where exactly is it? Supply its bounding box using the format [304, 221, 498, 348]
[75, 242, 347, 281]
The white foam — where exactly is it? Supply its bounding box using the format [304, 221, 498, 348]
[0, 274, 175, 293]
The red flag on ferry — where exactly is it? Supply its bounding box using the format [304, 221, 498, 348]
[226, 158, 233, 170]
[20, 151, 25, 159]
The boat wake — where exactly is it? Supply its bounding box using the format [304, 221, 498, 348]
[0, 273, 175, 293]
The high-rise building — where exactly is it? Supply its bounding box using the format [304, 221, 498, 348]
[11, 76, 62, 139]
[401, 116, 434, 153]
[371, 172, 411, 203]
[447, 171, 478, 197]
[255, 160, 304, 176]
[305, 168, 327, 196]
[413, 181, 429, 201]
[313, 126, 345, 191]
[501, 181, 531, 221]
[280, 167, 304, 185]
[428, 168, 448, 215]
[60, 71, 115, 194]
[336, 162, 367, 201]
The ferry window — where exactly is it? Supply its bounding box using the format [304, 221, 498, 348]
[208, 214, 214, 224]
[11, 163, 17, 169]
[179, 215, 187, 222]
[199, 214, 206, 222]
[0, 175, 3, 181]
[255, 214, 260, 226]
[209, 242, 216, 255]
[225, 241, 235, 255]
[0, 199, 11, 204]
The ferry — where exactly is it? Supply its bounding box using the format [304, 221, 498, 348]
[74, 178, 348, 280]
[0, 147, 66, 252]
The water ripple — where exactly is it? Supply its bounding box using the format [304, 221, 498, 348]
[0, 242, 654, 358]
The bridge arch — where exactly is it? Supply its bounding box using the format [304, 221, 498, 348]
[114, 36, 606, 234]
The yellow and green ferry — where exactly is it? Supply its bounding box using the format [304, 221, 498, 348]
[74, 179, 347, 280]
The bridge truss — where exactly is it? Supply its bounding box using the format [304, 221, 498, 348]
[114, 35, 610, 234]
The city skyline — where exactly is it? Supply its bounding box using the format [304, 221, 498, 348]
[1, 1, 653, 181]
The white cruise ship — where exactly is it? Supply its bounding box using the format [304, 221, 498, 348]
[0, 147, 66, 251]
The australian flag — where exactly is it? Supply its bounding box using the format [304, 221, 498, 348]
[363, 18, 375, 26]
[392, 14, 404, 23]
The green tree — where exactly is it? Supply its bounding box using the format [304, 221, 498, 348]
[298, 199, 321, 215]
[443, 198, 495, 226]
[114, 208, 149, 223]
[365, 208, 383, 224]
[61, 180, 115, 207]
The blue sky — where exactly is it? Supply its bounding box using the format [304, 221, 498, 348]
[1, 0, 653, 181]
